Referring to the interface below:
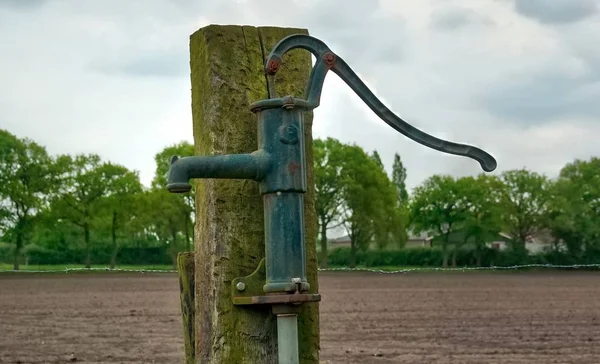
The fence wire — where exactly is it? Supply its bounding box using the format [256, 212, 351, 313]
[1, 263, 600, 275]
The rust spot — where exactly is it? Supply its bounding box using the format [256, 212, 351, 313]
[323, 52, 336, 67]
[288, 162, 300, 174]
[266, 59, 280, 75]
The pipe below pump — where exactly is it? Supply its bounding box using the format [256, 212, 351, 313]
[277, 313, 299, 364]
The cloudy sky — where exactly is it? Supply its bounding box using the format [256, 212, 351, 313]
[1, 0, 599, 194]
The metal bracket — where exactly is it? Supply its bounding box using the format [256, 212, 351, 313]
[232, 258, 321, 306]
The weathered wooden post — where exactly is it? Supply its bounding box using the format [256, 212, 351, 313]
[171, 25, 498, 364]
[173, 25, 320, 364]
[177, 252, 195, 363]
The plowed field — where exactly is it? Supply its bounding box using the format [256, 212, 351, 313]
[1, 271, 599, 363]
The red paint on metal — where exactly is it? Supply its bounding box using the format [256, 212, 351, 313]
[323, 52, 336, 67]
[267, 59, 280, 74]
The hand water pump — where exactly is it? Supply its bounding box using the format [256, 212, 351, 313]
[166, 34, 497, 364]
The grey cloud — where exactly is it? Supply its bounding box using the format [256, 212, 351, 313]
[91, 51, 189, 78]
[0, 0, 46, 11]
[430, 6, 495, 31]
[514, 0, 598, 24]
[288, 1, 408, 64]
[481, 71, 599, 123]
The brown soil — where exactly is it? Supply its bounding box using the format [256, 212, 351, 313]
[1, 271, 599, 363]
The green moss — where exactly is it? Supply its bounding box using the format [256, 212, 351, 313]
[177, 252, 195, 364]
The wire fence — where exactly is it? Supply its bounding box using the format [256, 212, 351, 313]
[1, 263, 600, 275]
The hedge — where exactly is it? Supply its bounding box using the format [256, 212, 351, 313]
[2, 243, 599, 268]
[325, 246, 600, 268]
[0, 244, 175, 266]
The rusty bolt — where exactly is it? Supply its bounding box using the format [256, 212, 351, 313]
[266, 59, 280, 75]
[323, 52, 336, 67]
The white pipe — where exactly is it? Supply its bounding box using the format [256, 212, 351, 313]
[277, 313, 299, 364]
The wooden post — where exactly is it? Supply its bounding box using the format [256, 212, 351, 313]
[177, 252, 195, 364]
[186, 25, 320, 364]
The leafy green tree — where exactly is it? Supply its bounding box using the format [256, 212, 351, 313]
[338, 144, 399, 267]
[499, 169, 550, 252]
[0, 129, 54, 269]
[313, 138, 346, 268]
[371, 150, 384, 170]
[392, 153, 409, 204]
[409, 175, 469, 267]
[152, 141, 195, 251]
[547, 157, 600, 257]
[95, 163, 143, 268]
[50, 154, 113, 268]
[458, 174, 504, 266]
[141, 188, 188, 266]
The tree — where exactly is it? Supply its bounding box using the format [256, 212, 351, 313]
[152, 141, 195, 251]
[499, 169, 550, 252]
[409, 175, 469, 267]
[547, 157, 600, 257]
[459, 174, 504, 266]
[338, 144, 399, 267]
[313, 138, 346, 268]
[95, 163, 143, 268]
[371, 150, 384, 170]
[51, 154, 111, 268]
[0, 129, 54, 269]
[141, 188, 188, 266]
[392, 153, 408, 204]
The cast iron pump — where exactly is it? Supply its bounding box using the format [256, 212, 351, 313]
[166, 34, 497, 364]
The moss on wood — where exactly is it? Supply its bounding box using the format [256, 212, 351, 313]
[189, 24, 319, 364]
[177, 252, 195, 364]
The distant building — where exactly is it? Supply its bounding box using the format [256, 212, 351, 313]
[405, 231, 433, 248]
[486, 229, 566, 253]
[328, 234, 352, 249]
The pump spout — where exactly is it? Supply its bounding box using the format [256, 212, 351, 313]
[166, 151, 270, 193]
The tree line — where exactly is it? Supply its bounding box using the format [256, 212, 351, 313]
[314, 137, 600, 268]
[1, 128, 599, 270]
[0, 129, 194, 269]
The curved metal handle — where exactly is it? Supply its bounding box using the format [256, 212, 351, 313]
[264, 34, 497, 172]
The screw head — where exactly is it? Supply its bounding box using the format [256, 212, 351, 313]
[236, 282, 246, 291]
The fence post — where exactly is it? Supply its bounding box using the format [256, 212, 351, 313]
[183, 24, 319, 364]
[177, 252, 195, 364]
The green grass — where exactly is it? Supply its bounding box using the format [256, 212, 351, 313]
[0, 263, 176, 273]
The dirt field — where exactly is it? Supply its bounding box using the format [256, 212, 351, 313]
[1, 271, 599, 364]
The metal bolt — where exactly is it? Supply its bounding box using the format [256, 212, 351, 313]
[266, 58, 280, 75]
[323, 52, 336, 67]
[236, 282, 246, 291]
[279, 124, 299, 145]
